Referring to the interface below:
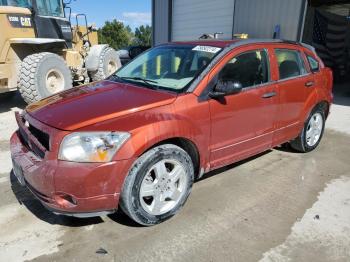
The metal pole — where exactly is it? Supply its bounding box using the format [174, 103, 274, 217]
[231, 0, 236, 39]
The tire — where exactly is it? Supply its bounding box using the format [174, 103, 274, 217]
[89, 47, 121, 82]
[120, 144, 194, 226]
[18, 52, 72, 104]
[290, 106, 326, 153]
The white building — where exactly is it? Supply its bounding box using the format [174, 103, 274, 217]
[152, 0, 350, 81]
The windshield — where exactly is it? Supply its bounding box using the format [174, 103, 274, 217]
[0, 0, 64, 17]
[114, 45, 222, 92]
[35, 0, 64, 17]
[0, 0, 32, 8]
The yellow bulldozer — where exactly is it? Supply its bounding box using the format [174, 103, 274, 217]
[0, 0, 121, 103]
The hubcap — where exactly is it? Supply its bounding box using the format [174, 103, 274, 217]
[139, 159, 188, 216]
[306, 112, 323, 147]
[46, 69, 65, 94]
[107, 60, 117, 75]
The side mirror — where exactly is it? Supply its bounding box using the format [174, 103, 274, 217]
[209, 80, 243, 98]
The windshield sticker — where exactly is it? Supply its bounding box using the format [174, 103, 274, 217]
[192, 46, 221, 53]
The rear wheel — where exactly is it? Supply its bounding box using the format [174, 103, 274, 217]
[89, 47, 121, 82]
[120, 144, 194, 226]
[290, 106, 326, 152]
[18, 52, 72, 104]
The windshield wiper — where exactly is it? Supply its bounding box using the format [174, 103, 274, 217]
[119, 77, 159, 89]
[108, 74, 122, 82]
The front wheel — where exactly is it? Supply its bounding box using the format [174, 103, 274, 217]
[290, 106, 326, 152]
[120, 144, 194, 226]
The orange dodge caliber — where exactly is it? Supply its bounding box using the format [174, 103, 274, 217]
[10, 39, 333, 225]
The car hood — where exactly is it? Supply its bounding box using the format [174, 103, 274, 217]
[26, 80, 177, 131]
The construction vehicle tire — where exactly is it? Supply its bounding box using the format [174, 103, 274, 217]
[19, 52, 72, 104]
[89, 47, 121, 82]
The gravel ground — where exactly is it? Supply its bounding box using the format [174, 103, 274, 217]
[0, 88, 349, 262]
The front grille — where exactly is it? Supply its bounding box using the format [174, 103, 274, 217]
[28, 124, 50, 151]
[15, 112, 50, 158]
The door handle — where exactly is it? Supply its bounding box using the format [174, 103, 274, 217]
[262, 91, 277, 98]
[305, 81, 314, 87]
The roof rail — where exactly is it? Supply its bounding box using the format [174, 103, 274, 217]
[227, 39, 316, 53]
[300, 42, 316, 53]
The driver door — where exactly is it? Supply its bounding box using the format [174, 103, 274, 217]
[209, 48, 278, 169]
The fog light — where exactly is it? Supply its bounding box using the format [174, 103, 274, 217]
[54, 193, 77, 207]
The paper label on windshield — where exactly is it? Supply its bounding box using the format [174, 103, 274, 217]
[192, 46, 221, 53]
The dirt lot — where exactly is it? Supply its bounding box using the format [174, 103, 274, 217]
[0, 88, 350, 262]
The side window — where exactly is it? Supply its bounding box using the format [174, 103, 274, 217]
[219, 50, 269, 88]
[307, 55, 320, 72]
[275, 49, 307, 80]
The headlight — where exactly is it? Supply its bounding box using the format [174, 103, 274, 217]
[58, 132, 130, 163]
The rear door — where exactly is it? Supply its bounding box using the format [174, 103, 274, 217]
[272, 47, 316, 146]
[208, 47, 278, 169]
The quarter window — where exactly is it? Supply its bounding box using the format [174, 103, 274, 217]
[219, 50, 269, 88]
[307, 55, 320, 72]
[275, 49, 307, 80]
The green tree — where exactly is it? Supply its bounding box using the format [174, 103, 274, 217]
[98, 20, 133, 50]
[133, 25, 152, 46]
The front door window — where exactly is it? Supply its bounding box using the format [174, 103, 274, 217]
[219, 50, 270, 88]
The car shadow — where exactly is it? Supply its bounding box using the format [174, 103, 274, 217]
[273, 143, 301, 154]
[0, 91, 26, 114]
[10, 171, 104, 227]
[107, 211, 144, 227]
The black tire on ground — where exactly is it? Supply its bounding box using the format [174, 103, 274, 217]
[120, 144, 194, 226]
[290, 106, 326, 153]
[89, 47, 121, 82]
[18, 52, 72, 104]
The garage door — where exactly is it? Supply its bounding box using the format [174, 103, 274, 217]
[172, 0, 235, 41]
[233, 0, 305, 41]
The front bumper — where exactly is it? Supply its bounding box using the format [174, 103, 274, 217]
[10, 130, 133, 217]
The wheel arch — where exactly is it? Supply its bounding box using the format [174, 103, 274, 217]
[304, 100, 330, 124]
[9, 41, 66, 61]
[316, 100, 330, 119]
[151, 137, 201, 179]
[301, 89, 330, 124]
[118, 134, 202, 180]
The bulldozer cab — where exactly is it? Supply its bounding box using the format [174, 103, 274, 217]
[1, 0, 73, 47]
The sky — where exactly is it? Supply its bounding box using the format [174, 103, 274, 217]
[67, 0, 152, 29]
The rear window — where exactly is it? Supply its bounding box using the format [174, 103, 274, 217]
[275, 49, 307, 80]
